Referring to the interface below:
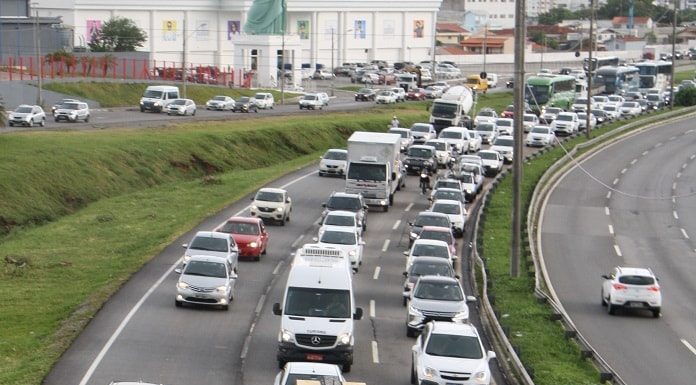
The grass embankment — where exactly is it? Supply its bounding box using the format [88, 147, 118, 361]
[480, 109, 683, 385]
[43, 81, 289, 108]
[0, 107, 429, 385]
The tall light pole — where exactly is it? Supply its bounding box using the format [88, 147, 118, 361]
[32, 3, 43, 106]
[585, 0, 595, 139]
[540, 34, 545, 71]
[182, 14, 187, 98]
[482, 23, 488, 75]
[511, 0, 526, 278]
[330, 28, 335, 97]
[669, 0, 677, 109]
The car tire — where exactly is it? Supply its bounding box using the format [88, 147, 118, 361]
[140, 107, 145, 112]
[280, 218, 286, 226]
[403, 296, 408, 306]
[601, 292, 607, 306]
[175, 300, 182, 307]
[286, 214, 290, 222]
[382, 205, 389, 212]
[652, 308, 661, 318]
[9, 122, 13, 127]
[85, 115, 90, 123]
[342, 363, 351, 373]
[28, 119, 34, 127]
[55, 118, 59, 122]
[278, 360, 286, 369]
[410, 361, 417, 385]
[607, 298, 616, 315]
[192, 109, 196, 116]
[406, 327, 416, 338]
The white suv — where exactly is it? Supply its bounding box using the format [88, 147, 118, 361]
[54, 102, 90, 123]
[411, 321, 496, 385]
[253, 92, 275, 109]
[601, 266, 662, 317]
[8, 105, 46, 127]
[250, 188, 292, 225]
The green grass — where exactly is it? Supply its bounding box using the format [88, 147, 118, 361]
[674, 69, 694, 84]
[479, 109, 684, 385]
[43, 81, 295, 107]
[472, 91, 513, 116]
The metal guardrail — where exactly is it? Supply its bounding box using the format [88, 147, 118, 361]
[471, 106, 696, 385]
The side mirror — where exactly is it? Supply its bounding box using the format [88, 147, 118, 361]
[353, 307, 363, 320]
[363, 205, 369, 210]
[403, 251, 409, 256]
[312, 237, 318, 242]
[181, 243, 188, 249]
[466, 295, 477, 303]
[272, 302, 282, 316]
[175, 268, 182, 274]
[601, 274, 610, 279]
[455, 274, 460, 279]
[487, 351, 497, 360]
[322, 202, 327, 208]
[286, 197, 291, 203]
[403, 271, 408, 277]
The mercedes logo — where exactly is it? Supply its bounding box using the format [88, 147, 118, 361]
[310, 336, 322, 345]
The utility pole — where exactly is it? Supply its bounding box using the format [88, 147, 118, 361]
[482, 23, 488, 75]
[540, 34, 545, 71]
[330, 28, 335, 97]
[280, 22, 285, 104]
[586, 0, 595, 139]
[670, 0, 677, 109]
[182, 13, 187, 98]
[511, 0, 526, 278]
[33, 5, 43, 106]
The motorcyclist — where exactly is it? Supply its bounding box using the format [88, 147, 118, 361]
[419, 170, 431, 195]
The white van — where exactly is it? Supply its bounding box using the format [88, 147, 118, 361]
[139, 85, 180, 113]
[486, 73, 499, 88]
[254, 92, 275, 109]
[273, 244, 363, 372]
[438, 126, 471, 154]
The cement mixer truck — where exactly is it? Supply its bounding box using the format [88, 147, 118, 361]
[429, 85, 474, 132]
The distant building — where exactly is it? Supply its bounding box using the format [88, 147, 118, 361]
[611, 16, 653, 30]
[436, 22, 469, 45]
[461, 35, 515, 55]
[605, 35, 646, 51]
[0, 0, 70, 59]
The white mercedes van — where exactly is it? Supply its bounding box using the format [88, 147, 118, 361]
[273, 244, 362, 372]
[139, 85, 180, 113]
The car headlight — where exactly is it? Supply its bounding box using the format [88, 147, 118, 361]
[410, 232, 418, 239]
[473, 371, 489, 384]
[183, 255, 191, 262]
[215, 285, 227, 293]
[453, 310, 469, 321]
[139, 101, 144, 105]
[154, 102, 161, 106]
[177, 281, 189, 289]
[408, 304, 423, 317]
[337, 332, 351, 345]
[423, 366, 438, 379]
[251, 205, 257, 210]
[276, 207, 284, 212]
[249, 242, 258, 248]
[280, 328, 294, 343]
[465, 189, 473, 194]
[348, 250, 356, 257]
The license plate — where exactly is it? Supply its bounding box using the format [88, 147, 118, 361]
[446, 382, 460, 385]
[629, 302, 644, 308]
[306, 353, 323, 361]
[194, 293, 208, 299]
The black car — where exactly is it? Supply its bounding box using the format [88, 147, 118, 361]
[232, 96, 258, 113]
[645, 94, 665, 110]
[354, 88, 376, 101]
[403, 145, 437, 175]
[590, 109, 609, 125]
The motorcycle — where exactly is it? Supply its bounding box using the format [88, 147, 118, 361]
[419, 172, 431, 195]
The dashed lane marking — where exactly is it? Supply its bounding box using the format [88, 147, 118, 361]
[393, 220, 401, 230]
[290, 234, 304, 248]
[681, 228, 690, 239]
[674, 211, 679, 220]
[405, 203, 414, 212]
[370, 300, 376, 318]
[631, 159, 638, 165]
[614, 244, 622, 257]
[621, 168, 627, 174]
[373, 266, 381, 280]
[608, 225, 614, 235]
[605, 207, 610, 216]
[681, 339, 696, 356]
[382, 239, 390, 252]
[606, 191, 612, 199]
[372, 341, 380, 363]
[613, 178, 620, 185]
[272, 261, 284, 275]
[255, 294, 266, 315]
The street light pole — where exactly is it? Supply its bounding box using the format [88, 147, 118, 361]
[670, 0, 677, 109]
[182, 13, 187, 98]
[331, 28, 335, 97]
[511, 0, 526, 278]
[586, 0, 595, 139]
[482, 23, 487, 74]
[33, 5, 43, 106]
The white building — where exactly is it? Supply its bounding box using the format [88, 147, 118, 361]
[34, 0, 443, 70]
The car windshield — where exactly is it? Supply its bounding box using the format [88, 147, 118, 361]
[478, 110, 495, 117]
[621, 102, 636, 107]
[459, 174, 474, 183]
[324, 214, 356, 227]
[412, 244, 449, 258]
[213, 96, 227, 101]
[219, 221, 259, 235]
[477, 124, 494, 132]
[320, 230, 357, 245]
[523, 115, 536, 122]
[426, 141, 447, 151]
[479, 152, 498, 160]
[545, 107, 561, 115]
[426, 334, 483, 359]
[433, 190, 462, 201]
[439, 131, 462, 139]
[434, 181, 459, 190]
[358, 88, 372, 94]
[496, 120, 512, 127]
[531, 127, 550, 134]
[410, 262, 452, 277]
[304, 95, 317, 100]
[284, 374, 342, 385]
[419, 230, 453, 244]
[647, 95, 660, 101]
[184, 260, 227, 278]
[62, 103, 81, 110]
[493, 138, 513, 147]
[255, 191, 284, 202]
[414, 281, 463, 301]
[390, 130, 409, 138]
[557, 114, 573, 121]
[172, 100, 186, 105]
[143, 90, 163, 98]
[284, 287, 351, 318]
[408, 147, 433, 158]
[618, 275, 655, 285]
[575, 99, 588, 104]
[239, 97, 250, 103]
[323, 150, 347, 160]
[608, 96, 621, 102]
[431, 103, 457, 118]
[254, 94, 267, 100]
[414, 215, 451, 228]
[592, 110, 606, 116]
[604, 106, 617, 111]
[328, 196, 361, 211]
[432, 203, 461, 215]
[15, 107, 33, 113]
[411, 124, 431, 133]
[189, 236, 229, 252]
[379, 91, 392, 96]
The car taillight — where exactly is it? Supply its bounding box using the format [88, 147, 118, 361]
[612, 283, 627, 290]
[647, 286, 660, 292]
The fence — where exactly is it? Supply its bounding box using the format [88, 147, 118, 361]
[0, 55, 254, 88]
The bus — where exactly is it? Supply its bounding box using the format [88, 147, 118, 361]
[583, 56, 620, 72]
[593, 66, 639, 95]
[634, 61, 672, 92]
[525, 75, 577, 113]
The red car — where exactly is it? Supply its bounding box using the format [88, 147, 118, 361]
[501, 104, 515, 119]
[417, 226, 457, 258]
[406, 88, 427, 101]
[216, 217, 269, 261]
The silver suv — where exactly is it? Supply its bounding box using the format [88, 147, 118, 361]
[54, 102, 90, 123]
[406, 276, 475, 337]
[8, 104, 46, 127]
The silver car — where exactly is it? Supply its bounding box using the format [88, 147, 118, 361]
[175, 255, 237, 310]
[167, 98, 197, 116]
[406, 275, 474, 336]
[206, 95, 235, 111]
[8, 104, 46, 127]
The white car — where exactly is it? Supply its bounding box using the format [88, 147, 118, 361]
[602, 104, 622, 120]
[576, 112, 597, 131]
[175, 255, 236, 310]
[250, 188, 292, 225]
[522, 113, 539, 133]
[478, 150, 504, 176]
[376, 90, 397, 104]
[316, 225, 364, 271]
[54, 102, 90, 123]
[8, 104, 46, 127]
[318, 148, 347, 177]
[166, 99, 196, 116]
[51, 98, 79, 115]
[424, 139, 455, 168]
[619, 101, 642, 117]
[494, 118, 514, 136]
[411, 123, 437, 143]
[321, 210, 360, 233]
[253, 92, 275, 109]
[550, 112, 579, 136]
[389, 127, 414, 152]
[273, 362, 345, 385]
[299, 93, 326, 110]
[571, 97, 593, 113]
[391, 87, 407, 102]
[457, 172, 478, 202]
[525, 125, 556, 147]
[467, 131, 482, 153]
[475, 122, 498, 144]
[411, 322, 496, 385]
[592, 95, 609, 109]
[313, 69, 335, 80]
[405, 239, 455, 270]
[490, 135, 514, 164]
[438, 127, 470, 154]
[601, 266, 661, 318]
[206, 95, 235, 110]
[607, 95, 624, 106]
[181, 231, 239, 271]
[430, 199, 467, 237]
[474, 109, 498, 126]
[424, 86, 444, 99]
[430, 178, 463, 201]
[540, 107, 562, 124]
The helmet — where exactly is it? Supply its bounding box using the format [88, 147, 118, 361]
[393, 115, 397, 119]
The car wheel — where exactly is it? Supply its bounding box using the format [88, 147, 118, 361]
[9, 122, 13, 127]
[403, 296, 408, 306]
[40, 118, 45, 127]
[55, 118, 59, 122]
[85, 115, 90, 123]
[411, 361, 417, 385]
[278, 360, 286, 369]
[652, 308, 661, 318]
[280, 218, 286, 226]
[192, 109, 196, 116]
[342, 363, 351, 373]
[175, 300, 182, 307]
[140, 107, 145, 112]
[406, 327, 416, 338]
[286, 214, 290, 222]
[28, 119, 34, 127]
[607, 298, 616, 315]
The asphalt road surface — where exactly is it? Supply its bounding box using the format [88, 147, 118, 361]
[540, 116, 696, 385]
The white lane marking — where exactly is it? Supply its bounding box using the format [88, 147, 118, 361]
[79, 169, 318, 384]
[621, 168, 627, 174]
[393, 220, 401, 230]
[691, 154, 696, 159]
[673, 197, 677, 204]
[614, 244, 622, 257]
[669, 136, 677, 141]
[673, 211, 679, 220]
[373, 266, 381, 280]
[687, 129, 695, 134]
[642, 150, 649, 156]
[370, 300, 376, 318]
[605, 207, 610, 216]
[608, 225, 614, 235]
[255, 294, 266, 314]
[405, 203, 414, 212]
[681, 339, 696, 356]
[683, 163, 688, 170]
[673, 182, 678, 190]
[241, 335, 252, 359]
[371, 341, 380, 363]
[681, 228, 690, 239]
[382, 239, 390, 252]
[655, 142, 663, 148]
[290, 234, 304, 248]
[677, 172, 682, 179]
[606, 191, 612, 199]
[613, 178, 620, 185]
[272, 261, 284, 275]
[630, 159, 638, 165]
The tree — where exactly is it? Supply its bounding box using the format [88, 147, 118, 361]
[88, 17, 147, 52]
[675, 87, 696, 106]
[537, 8, 574, 25]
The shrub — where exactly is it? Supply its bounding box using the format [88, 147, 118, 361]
[675, 87, 696, 106]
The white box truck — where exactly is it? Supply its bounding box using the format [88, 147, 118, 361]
[273, 244, 363, 372]
[345, 132, 403, 212]
[429, 85, 474, 132]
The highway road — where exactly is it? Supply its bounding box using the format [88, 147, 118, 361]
[43, 159, 504, 385]
[539, 116, 696, 385]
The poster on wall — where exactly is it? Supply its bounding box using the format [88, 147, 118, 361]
[196, 20, 210, 41]
[354, 20, 366, 39]
[86, 20, 102, 43]
[413, 20, 425, 38]
[227, 20, 240, 40]
[162, 20, 177, 41]
[297, 20, 309, 39]
[383, 19, 395, 40]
